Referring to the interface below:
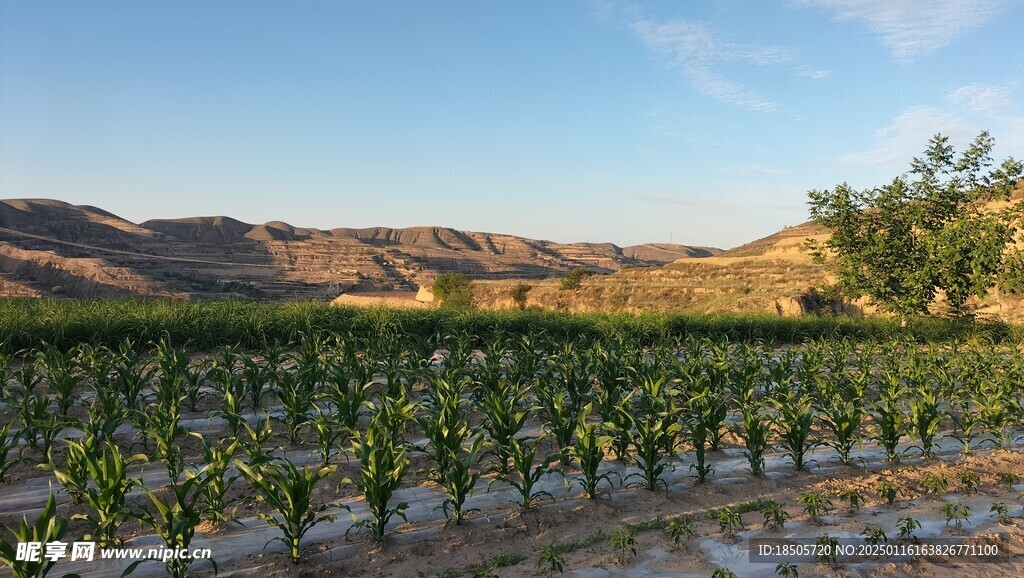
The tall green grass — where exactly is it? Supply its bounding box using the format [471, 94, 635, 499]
[0, 297, 1015, 352]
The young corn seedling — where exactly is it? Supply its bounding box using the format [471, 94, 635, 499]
[627, 409, 681, 492]
[0, 491, 69, 578]
[0, 421, 20, 483]
[127, 474, 217, 578]
[493, 436, 556, 509]
[240, 354, 274, 412]
[191, 433, 241, 525]
[871, 371, 907, 463]
[236, 457, 343, 564]
[942, 501, 971, 531]
[438, 435, 485, 525]
[374, 388, 418, 445]
[816, 376, 864, 466]
[798, 491, 832, 524]
[182, 358, 210, 412]
[63, 439, 147, 547]
[475, 377, 531, 474]
[736, 401, 770, 478]
[682, 379, 717, 482]
[536, 386, 577, 461]
[308, 404, 347, 466]
[415, 394, 472, 484]
[36, 343, 83, 420]
[567, 405, 618, 499]
[910, 384, 942, 458]
[239, 411, 276, 467]
[111, 342, 152, 410]
[274, 368, 313, 446]
[348, 419, 410, 543]
[772, 388, 816, 471]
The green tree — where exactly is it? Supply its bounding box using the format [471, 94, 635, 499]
[433, 273, 474, 308]
[807, 132, 1023, 318]
[560, 268, 593, 291]
[509, 283, 531, 309]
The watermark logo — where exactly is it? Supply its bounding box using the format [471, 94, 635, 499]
[15, 541, 210, 563]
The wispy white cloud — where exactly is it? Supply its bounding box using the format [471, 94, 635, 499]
[840, 84, 1024, 168]
[799, 0, 1008, 60]
[948, 84, 1015, 115]
[631, 19, 823, 112]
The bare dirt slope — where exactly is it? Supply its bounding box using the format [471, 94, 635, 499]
[0, 198, 716, 300]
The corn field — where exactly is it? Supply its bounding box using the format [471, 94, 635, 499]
[1, 319, 1024, 576]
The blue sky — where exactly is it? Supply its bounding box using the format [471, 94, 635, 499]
[2, 1, 1023, 249]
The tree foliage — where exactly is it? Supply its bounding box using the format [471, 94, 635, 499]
[433, 273, 474, 308]
[560, 268, 594, 291]
[807, 132, 1023, 318]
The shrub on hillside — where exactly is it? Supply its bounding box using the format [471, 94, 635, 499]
[560, 268, 593, 291]
[509, 283, 531, 309]
[433, 273, 474, 308]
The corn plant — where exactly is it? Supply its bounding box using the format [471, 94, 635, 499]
[816, 376, 864, 466]
[374, 388, 418, 444]
[62, 439, 146, 547]
[438, 435, 485, 525]
[36, 344, 83, 419]
[475, 377, 531, 474]
[416, 377, 472, 484]
[536, 385, 577, 460]
[191, 433, 240, 525]
[736, 401, 770, 478]
[772, 388, 816, 471]
[348, 419, 410, 543]
[493, 436, 555, 509]
[567, 405, 617, 499]
[322, 357, 373, 432]
[871, 371, 907, 463]
[239, 411, 276, 467]
[0, 491, 69, 578]
[237, 457, 342, 564]
[626, 408, 681, 492]
[680, 376, 717, 482]
[910, 383, 942, 458]
[240, 354, 274, 411]
[0, 421, 20, 483]
[17, 391, 63, 463]
[111, 342, 152, 410]
[308, 404, 347, 466]
[182, 358, 210, 412]
[274, 367, 313, 445]
[798, 491, 832, 524]
[126, 475, 217, 578]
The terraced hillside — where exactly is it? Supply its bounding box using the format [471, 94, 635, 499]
[0, 199, 717, 299]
